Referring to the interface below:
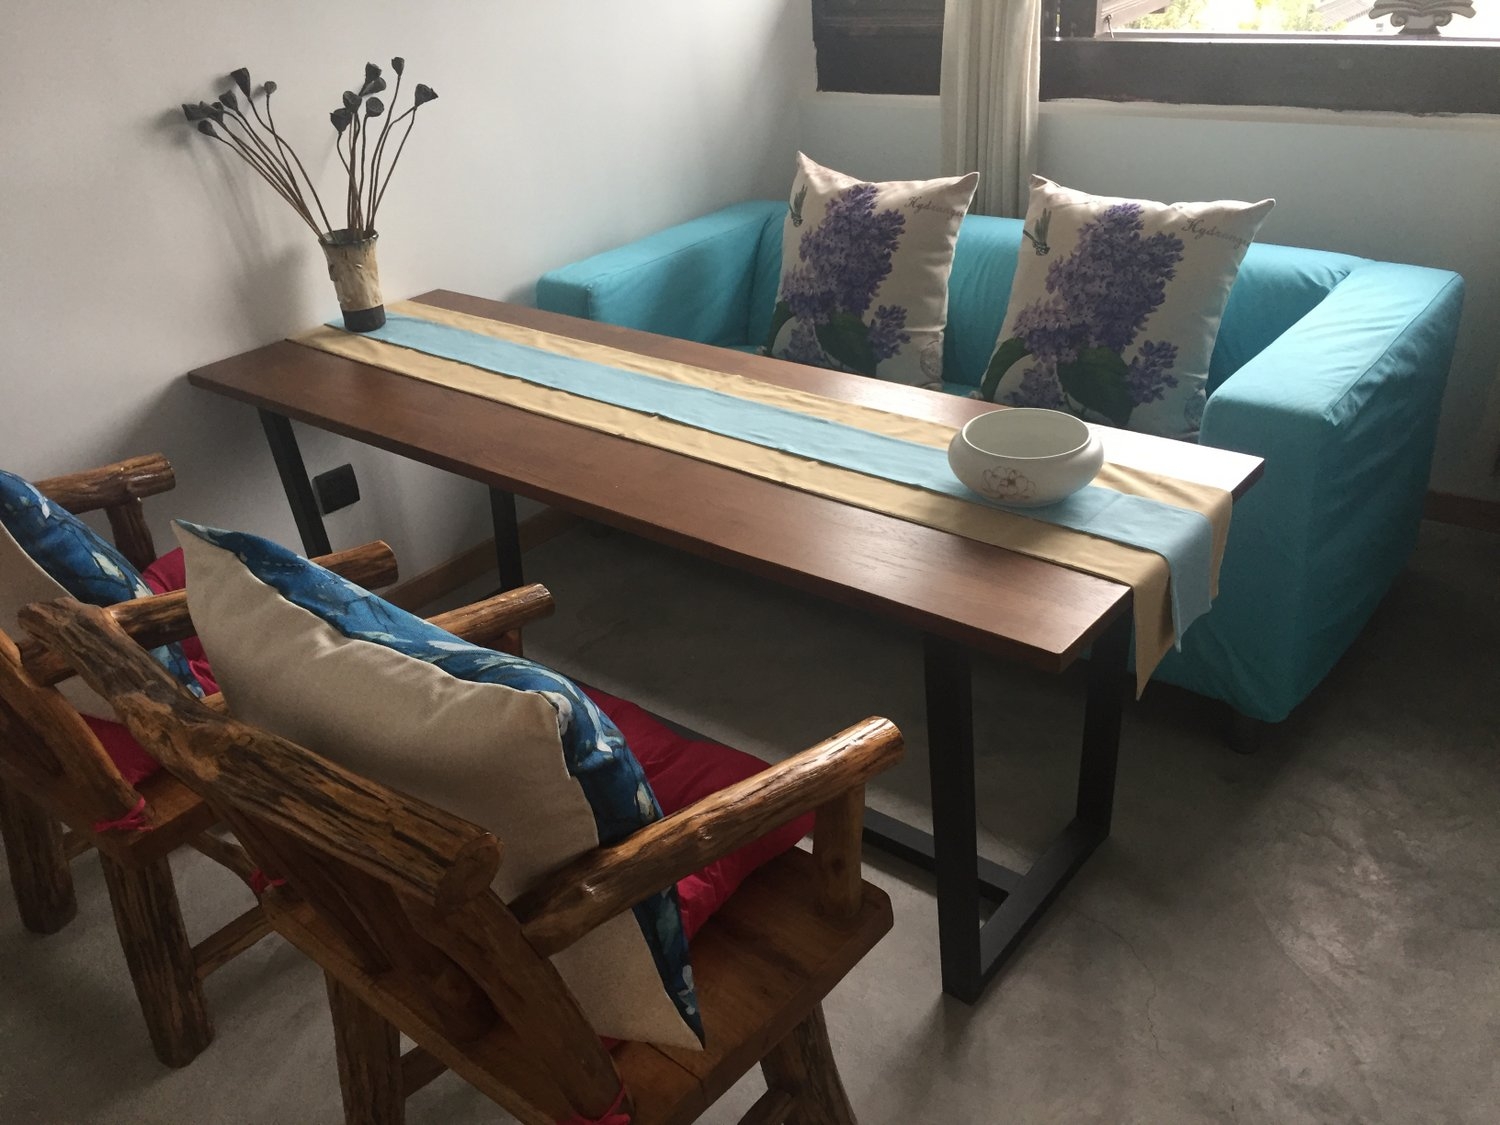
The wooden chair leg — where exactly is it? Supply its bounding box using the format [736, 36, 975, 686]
[0, 780, 77, 934]
[761, 1004, 857, 1125]
[325, 971, 404, 1125]
[98, 853, 213, 1067]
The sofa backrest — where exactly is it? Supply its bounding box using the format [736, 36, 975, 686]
[751, 204, 1368, 395]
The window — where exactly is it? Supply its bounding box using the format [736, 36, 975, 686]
[812, 0, 943, 94]
[812, 0, 1500, 113]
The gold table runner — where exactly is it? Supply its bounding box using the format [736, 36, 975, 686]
[296, 300, 1232, 691]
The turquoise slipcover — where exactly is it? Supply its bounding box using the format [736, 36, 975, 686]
[536, 201, 1465, 723]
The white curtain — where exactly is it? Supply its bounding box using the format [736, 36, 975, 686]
[940, 0, 1041, 219]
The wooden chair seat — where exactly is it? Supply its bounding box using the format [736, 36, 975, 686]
[266, 845, 891, 1125]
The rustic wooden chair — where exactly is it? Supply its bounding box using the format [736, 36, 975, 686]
[21, 578, 902, 1125]
[0, 453, 400, 1067]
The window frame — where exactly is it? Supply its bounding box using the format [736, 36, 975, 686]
[811, 0, 1500, 114]
[1041, 36, 1500, 114]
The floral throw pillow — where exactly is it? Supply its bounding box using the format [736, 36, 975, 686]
[981, 177, 1274, 439]
[765, 152, 978, 387]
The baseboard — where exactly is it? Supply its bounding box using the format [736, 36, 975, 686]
[383, 508, 582, 611]
[1424, 491, 1500, 534]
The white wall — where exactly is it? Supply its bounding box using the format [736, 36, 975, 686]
[0, 0, 815, 572]
[801, 94, 1500, 502]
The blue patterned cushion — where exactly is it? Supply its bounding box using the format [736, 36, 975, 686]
[0, 469, 201, 696]
[174, 521, 701, 1046]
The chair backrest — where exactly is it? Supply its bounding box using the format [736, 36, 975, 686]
[0, 630, 142, 827]
[20, 595, 627, 1123]
[29, 453, 176, 571]
[0, 455, 179, 827]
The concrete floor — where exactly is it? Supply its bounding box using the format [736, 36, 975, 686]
[1, 520, 1496, 1123]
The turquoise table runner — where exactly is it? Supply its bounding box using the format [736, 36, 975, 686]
[360, 315, 1215, 642]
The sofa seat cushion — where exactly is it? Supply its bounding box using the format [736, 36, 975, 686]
[582, 687, 813, 943]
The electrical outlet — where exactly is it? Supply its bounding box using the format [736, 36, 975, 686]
[313, 463, 360, 514]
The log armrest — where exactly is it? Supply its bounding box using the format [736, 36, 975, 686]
[426, 584, 554, 649]
[511, 716, 903, 956]
[17, 540, 401, 687]
[33, 453, 176, 514]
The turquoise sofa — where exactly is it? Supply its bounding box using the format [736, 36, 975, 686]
[536, 201, 1464, 724]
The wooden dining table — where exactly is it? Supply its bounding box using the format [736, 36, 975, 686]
[188, 290, 1263, 1002]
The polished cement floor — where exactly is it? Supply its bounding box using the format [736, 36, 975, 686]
[1, 520, 1496, 1123]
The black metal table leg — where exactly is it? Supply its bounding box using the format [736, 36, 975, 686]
[924, 634, 984, 1001]
[258, 410, 331, 557]
[861, 610, 1133, 1002]
[489, 488, 525, 591]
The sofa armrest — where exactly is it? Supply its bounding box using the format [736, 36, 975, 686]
[535, 201, 782, 348]
[1191, 261, 1464, 713]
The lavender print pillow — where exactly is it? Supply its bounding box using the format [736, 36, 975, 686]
[766, 153, 978, 387]
[983, 177, 1273, 440]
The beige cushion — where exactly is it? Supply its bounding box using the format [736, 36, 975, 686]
[177, 525, 702, 1049]
[985, 176, 1274, 439]
[766, 152, 978, 387]
[0, 522, 112, 719]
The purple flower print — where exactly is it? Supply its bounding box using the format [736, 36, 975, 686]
[1011, 364, 1068, 411]
[980, 203, 1185, 428]
[766, 183, 910, 377]
[1126, 339, 1180, 406]
[867, 305, 911, 363]
[783, 321, 825, 367]
[1042, 203, 1181, 356]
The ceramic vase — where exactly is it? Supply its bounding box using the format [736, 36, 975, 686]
[321, 230, 385, 332]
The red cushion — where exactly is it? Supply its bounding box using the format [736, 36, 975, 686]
[78, 567, 807, 931]
[141, 548, 217, 694]
[582, 687, 813, 942]
[83, 548, 219, 786]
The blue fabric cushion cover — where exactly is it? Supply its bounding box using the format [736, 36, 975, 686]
[0, 469, 201, 696]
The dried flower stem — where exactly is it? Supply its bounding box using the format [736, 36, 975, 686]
[183, 63, 435, 245]
[370, 108, 420, 225]
[200, 131, 324, 240]
[366, 69, 403, 225]
[218, 112, 304, 213]
[259, 91, 333, 234]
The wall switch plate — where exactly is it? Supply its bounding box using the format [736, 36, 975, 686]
[313, 463, 360, 514]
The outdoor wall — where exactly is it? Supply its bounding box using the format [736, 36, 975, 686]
[0, 0, 815, 573]
[801, 94, 1500, 502]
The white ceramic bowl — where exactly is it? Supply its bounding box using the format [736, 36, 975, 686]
[946, 408, 1104, 508]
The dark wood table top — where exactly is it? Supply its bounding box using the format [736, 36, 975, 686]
[188, 290, 1263, 673]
